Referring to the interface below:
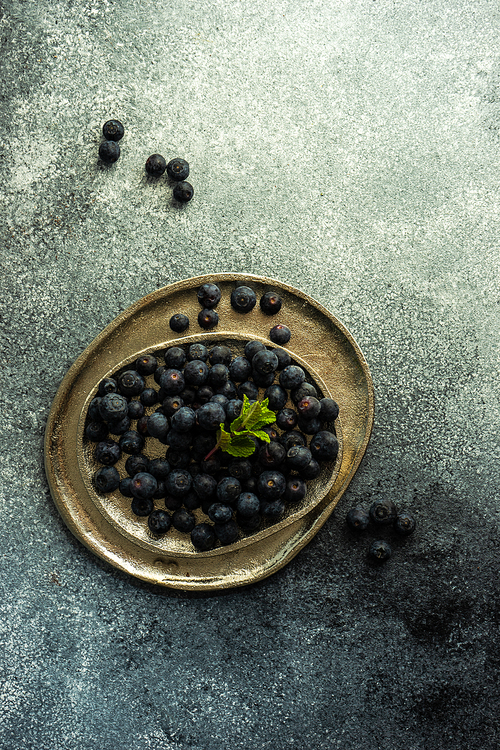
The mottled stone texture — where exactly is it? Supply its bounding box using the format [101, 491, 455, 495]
[0, 0, 499, 748]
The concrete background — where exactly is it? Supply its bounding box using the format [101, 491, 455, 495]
[1, 0, 499, 748]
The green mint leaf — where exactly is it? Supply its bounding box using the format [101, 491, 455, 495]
[223, 431, 257, 457]
[218, 425, 232, 453]
[249, 429, 271, 443]
[247, 397, 277, 431]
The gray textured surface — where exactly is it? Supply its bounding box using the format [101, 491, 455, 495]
[1, 0, 499, 748]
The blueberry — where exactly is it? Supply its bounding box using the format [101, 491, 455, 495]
[297, 416, 323, 435]
[125, 454, 150, 476]
[297, 396, 321, 420]
[99, 393, 129, 422]
[99, 140, 120, 163]
[237, 381, 259, 401]
[165, 447, 191, 469]
[85, 421, 108, 442]
[153, 480, 167, 499]
[346, 506, 370, 531]
[286, 446, 312, 471]
[236, 492, 260, 518]
[169, 406, 195, 433]
[276, 408, 298, 431]
[191, 431, 217, 459]
[216, 381, 238, 400]
[148, 458, 171, 480]
[231, 286, 257, 313]
[119, 476, 134, 497]
[291, 382, 318, 403]
[167, 158, 189, 181]
[119, 430, 145, 455]
[261, 499, 286, 518]
[169, 313, 189, 333]
[208, 364, 229, 388]
[94, 439, 121, 466]
[260, 425, 279, 442]
[260, 291, 283, 315]
[133, 354, 157, 376]
[127, 400, 145, 420]
[252, 350, 279, 375]
[217, 476, 242, 505]
[196, 402, 225, 431]
[258, 441, 286, 469]
[192, 473, 218, 501]
[368, 540, 392, 563]
[173, 181, 194, 202]
[270, 324, 291, 345]
[264, 384, 287, 412]
[94, 466, 120, 493]
[148, 509, 171, 534]
[319, 398, 339, 422]
[154, 365, 167, 385]
[369, 497, 398, 525]
[225, 398, 243, 423]
[131, 496, 154, 517]
[279, 430, 307, 451]
[146, 412, 169, 441]
[191, 523, 217, 551]
[179, 388, 196, 405]
[118, 370, 145, 397]
[145, 154, 166, 176]
[172, 508, 196, 532]
[244, 340, 265, 360]
[98, 377, 118, 396]
[107, 415, 132, 435]
[140, 388, 158, 407]
[187, 343, 209, 362]
[160, 368, 185, 395]
[284, 478, 307, 503]
[102, 119, 124, 141]
[309, 430, 339, 462]
[207, 503, 233, 524]
[228, 356, 252, 383]
[166, 429, 193, 450]
[228, 459, 253, 481]
[394, 511, 416, 535]
[279, 365, 306, 390]
[214, 520, 239, 545]
[164, 346, 187, 370]
[197, 283, 221, 309]
[88, 397, 103, 421]
[301, 458, 321, 479]
[130, 472, 158, 500]
[257, 470, 286, 500]
[210, 394, 229, 411]
[165, 469, 192, 497]
[251, 369, 275, 388]
[273, 348, 292, 370]
[198, 309, 218, 329]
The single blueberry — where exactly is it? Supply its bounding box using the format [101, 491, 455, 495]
[140, 388, 158, 407]
[165, 448, 191, 469]
[264, 384, 287, 412]
[131, 496, 154, 517]
[192, 473, 218, 501]
[236, 492, 260, 518]
[94, 466, 120, 493]
[279, 365, 306, 390]
[214, 519, 239, 545]
[172, 508, 196, 533]
[225, 398, 243, 423]
[368, 540, 392, 563]
[309, 430, 339, 462]
[191, 523, 216, 551]
[102, 119, 124, 141]
[228, 356, 252, 383]
[270, 324, 291, 345]
[257, 470, 286, 500]
[346, 506, 370, 531]
[119, 476, 134, 497]
[252, 350, 279, 376]
[279, 430, 307, 452]
[164, 346, 187, 370]
[251, 369, 275, 388]
[207, 503, 233, 524]
[135, 354, 158, 376]
[146, 412, 169, 441]
[162, 395, 184, 417]
[196, 402, 226, 431]
[99, 393, 128, 422]
[301, 458, 321, 479]
[169, 313, 189, 333]
[85, 421, 108, 442]
[98, 377, 118, 396]
[198, 309, 218, 329]
[187, 343, 209, 361]
[87, 397, 102, 421]
[261, 498, 286, 518]
[173, 181, 194, 202]
[369, 497, 398, 525]
[119, 430, 145, 455]
[231, 286, 257, 313]
[286, 446, 312, 471]
[184, 360, 209, 386]
[284, 478, 307, 503]
[145, 154, 166, 176]
[94, 439, 121, 466]
[217, 476, 242, 505]
[99, 140, 120, 163]
[291, 382, 318, 404]
[297, 416, 323, 435]
[148, 458, 171, 480]
[127, 400, 145, 420]
[244, 340, 266, 360]
[171, 406, 196, 432]
[208, 364, 229, 388]
[125, 454, 150, 476]
[148, 509, 171, 534]
[394, 511, 416, 535]
[165, 469, 192, 497]
[319, 397, 340, 422]
[297, 396, 321, 420]
[276, 408, 298, 431]
[167, 158, 189, 181]
[209, 345, 232, 365]
[197, 283, 221, 309]
[237, 381, 259, 402]
[260, 291, 283, 315]
[130, 472, 158, 500]
[107, 415, 132, 435]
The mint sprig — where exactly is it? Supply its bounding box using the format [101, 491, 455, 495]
[204, 395, 277, 460]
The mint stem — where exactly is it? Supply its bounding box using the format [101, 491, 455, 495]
[204, 441, 221, 462]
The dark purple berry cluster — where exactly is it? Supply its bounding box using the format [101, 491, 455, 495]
[345, 496, 416, 563]
[85, 339, 340, 551]
[145, 153, 194, 203]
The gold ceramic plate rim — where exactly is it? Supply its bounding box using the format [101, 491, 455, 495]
[44, 273, 374, 590]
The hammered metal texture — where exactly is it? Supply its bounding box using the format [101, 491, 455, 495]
[44, 273, 374, 590]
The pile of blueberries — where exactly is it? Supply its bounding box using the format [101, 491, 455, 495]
[85, 283, 340, 551]
[98, 119, 194, 203]
[346, 498, 416, 563]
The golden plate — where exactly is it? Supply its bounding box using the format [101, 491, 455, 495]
[44, 273, 374, 590]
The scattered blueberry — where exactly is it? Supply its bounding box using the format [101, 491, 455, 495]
[231, 286, 257, 313]
[94, 466, 120, 493]
[394, 511, 416, 535]
[102, 120, 124, 141]
[346, 506, 370, 531]
[369, 497, 398, 525]
[368, 540, 392, 563]
[198, 309, 218, 329]
[260, 291, 283, 315]
[148, 509, 172, 534]
[173, 181, 194, 202]
[270, 324, 291, 345]
[169, 313, 189, 333]
[167, 158, 189, 181]
[145, 154, 167, 176]
[99, 140, 120, 163]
